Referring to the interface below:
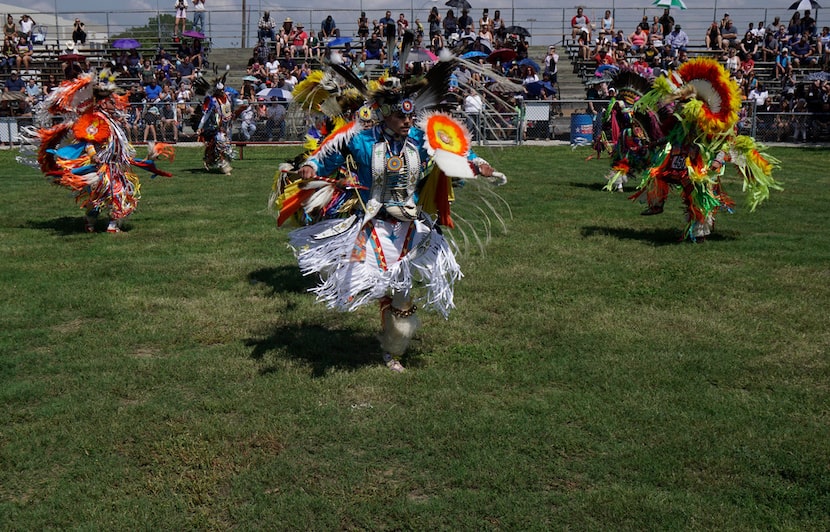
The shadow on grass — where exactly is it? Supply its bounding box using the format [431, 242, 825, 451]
[248, 266, 310, 294]
[25, 216, 131, 235]
[245, 323, 380, 377]
[569, 181, 609, 192]
[581, 225, 738, 244]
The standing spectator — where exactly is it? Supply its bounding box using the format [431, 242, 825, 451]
[457, 9, 473, 34]
[72, 19, 87, 45]
[319, 15, 339, 40]
[571, 7, 590, 41]
[637, 15, 650, 32]
[17, 14, 35, 39]
[289, 22, 309, 60]
[159, 84, 179, 142]
[239, 102, 258, 140]
[544, 45, 559, 83]
[478, 8, 490, 32]
[3, 14, 16, 40]
[192, 0, 205, 33]
[174, 0, 188, 39]
[176, 81, 193, 130]
[427, 7, 441, 39]
[258, 11, 276, 41]
[264, 99, 286, 140]
[492, 9, 505, 45]
[443, 9, 457, 40]
[801, 10, 816, 36]
[463, 88, 483, 139]
[659, 8, 675, 35]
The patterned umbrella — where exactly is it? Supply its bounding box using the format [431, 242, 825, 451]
[652, 0, 688, 10]
[788, 0, 821, 9]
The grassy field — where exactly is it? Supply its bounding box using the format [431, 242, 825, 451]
[1, 145, 828, 529]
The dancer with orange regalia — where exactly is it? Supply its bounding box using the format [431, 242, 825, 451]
[18, 72, 174, 233]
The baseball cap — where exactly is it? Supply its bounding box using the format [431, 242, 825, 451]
[10, 69, 17, 75]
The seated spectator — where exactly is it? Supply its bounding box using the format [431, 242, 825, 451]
[720, 14, 738, 49]
[665, 24, 689, 54]
[791, 35, 817, 66]
[650, 16, 663, 44]
[740, 51, 755, 76]
[459, 24, 476, 45]
[258, 11, 277, 41]
[319, 15, 340, 41]
[0, 35, 15, 74]
[599, 10, 614, 39]
[748, 82, 769, 107]
[3, 14, 16, 41]
[396, 13, 409, 38]
[775, 47, 793, 79]
[289, 22, 309, 60]
[705, 21, 722, 50]
[725, 47, 740, 72]
[4, 69, 24, 92]
[629, 27, 647, 53]
[761, 31, 780, 62]
[378, 10, 395, 38]
[571, 7, 590, 41]
[818, 26, 830, 55]
[740, 31, 759, 60]
[72, 19, 87, 45]
[363, 31, 385, 61]
[15, 35, 32, 71]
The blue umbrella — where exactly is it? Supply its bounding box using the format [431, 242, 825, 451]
[518, 58, 541, 72]
[112, 38, 140, 49]
[462, 50, 488, 59]
[326, 36, 352, 47]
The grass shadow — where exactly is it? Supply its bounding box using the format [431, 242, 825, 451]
[581, 225, 738, 244]
[245, 322, 381, 378]
[569, 181, 610, 192]
[248, 266, 310, 294]
[24, 216, 131, 235]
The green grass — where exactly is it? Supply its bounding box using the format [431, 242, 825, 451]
[1, 145, 828, 529]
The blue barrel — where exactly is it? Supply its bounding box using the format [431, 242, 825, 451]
[570, 113, 594, 145]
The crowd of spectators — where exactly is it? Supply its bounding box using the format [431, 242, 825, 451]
[570, 7, 830, 142]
